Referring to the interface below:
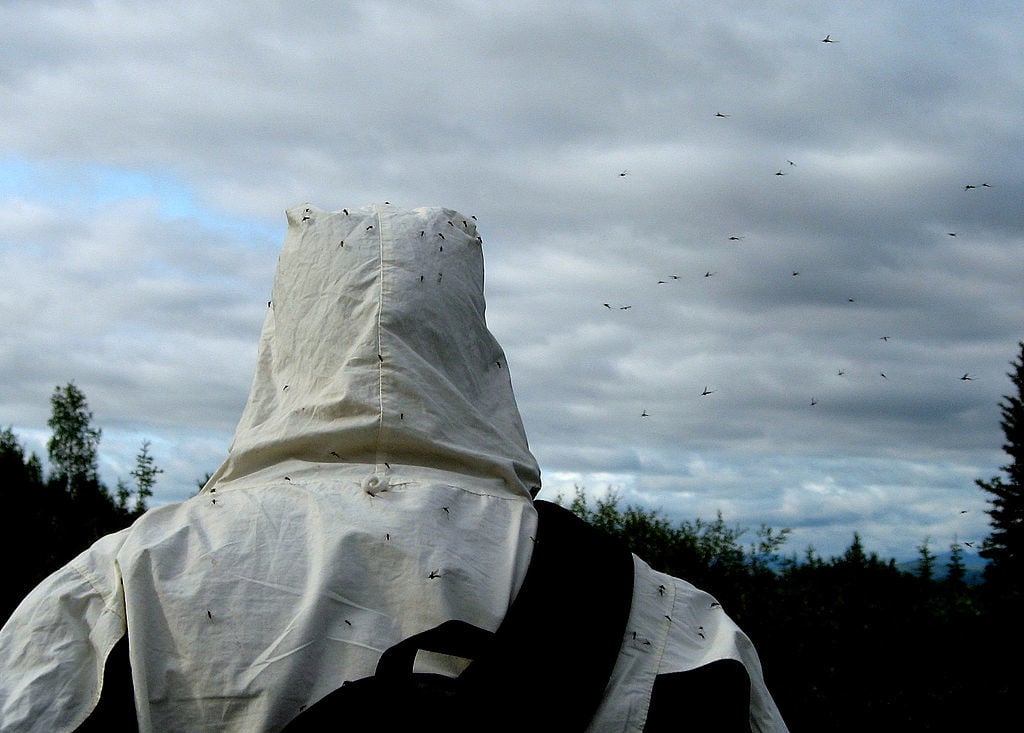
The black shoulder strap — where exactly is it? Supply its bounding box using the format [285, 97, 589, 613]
[457, 499, 635, 730]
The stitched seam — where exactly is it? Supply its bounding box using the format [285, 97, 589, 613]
[374, 205, 386, 464]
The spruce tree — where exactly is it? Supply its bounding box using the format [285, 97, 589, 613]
[945, 539, 966, 589]
[129, 439, 162, 515]
[915, 537, 935, 582]
[976, 341, 1024, 605]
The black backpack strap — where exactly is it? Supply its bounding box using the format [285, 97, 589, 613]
[373, 618, 494, 678]
[286, 499, 636, 732]
[457, 499, 635, 730]
[283, 620, 489, 731]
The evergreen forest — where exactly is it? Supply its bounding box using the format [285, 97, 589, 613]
[3, 342, 1023, 731]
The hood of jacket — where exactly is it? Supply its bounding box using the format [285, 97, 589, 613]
[205, 203, 541, 499]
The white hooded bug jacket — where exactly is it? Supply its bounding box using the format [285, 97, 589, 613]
[0, 204, 788, 732]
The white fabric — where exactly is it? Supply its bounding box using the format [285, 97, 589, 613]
[0, 203, 787, 732]
[587, 557, 790, 732]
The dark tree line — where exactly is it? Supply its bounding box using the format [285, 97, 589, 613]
[0, 383, 159, 622]
[563, 487, 1005, 731]
[560, 341, 1024, 730]
[2, 341, 1024, 729]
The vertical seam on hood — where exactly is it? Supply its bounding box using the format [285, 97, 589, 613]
[373, 205, 387, 466]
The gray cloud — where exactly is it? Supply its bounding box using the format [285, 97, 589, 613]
[1, 1, 1020, 560]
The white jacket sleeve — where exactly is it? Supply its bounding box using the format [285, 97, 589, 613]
[0, 529, 129, 732]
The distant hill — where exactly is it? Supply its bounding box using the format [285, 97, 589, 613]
[896, 550, 988, 585]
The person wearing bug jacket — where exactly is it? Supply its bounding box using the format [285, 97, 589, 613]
[0, 203, 788, 732]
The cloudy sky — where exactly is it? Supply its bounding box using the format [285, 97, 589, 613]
[2, 1, 1021, 561]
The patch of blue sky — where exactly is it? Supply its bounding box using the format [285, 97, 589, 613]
[0, 155, 277, 243]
